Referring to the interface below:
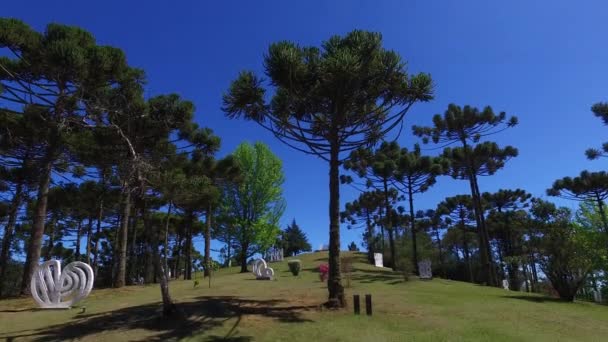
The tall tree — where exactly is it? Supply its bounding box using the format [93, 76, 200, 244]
[0, 19, 136, 294]
[219, 142, 285, 273]
[414, 104, 518, 286]
[223, 30, 432, 307]
[343, 141, 404, 269]
[394, 144, 447, 274]
[482, 189, 531, 290]
[436, 195, 477, 282]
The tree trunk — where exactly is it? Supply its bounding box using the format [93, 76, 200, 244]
[327, 142, 345, 308]
[434, 227, 445, 278]
[75, 220, 82, 260]
[204, 204, 212, 277]
[143, 200, 176, 316]
[93, 199, 104, 278]
[407, 177, 419, 275]
[21, 154, 54, 295]
[114, 189, 131, 288]
[85, 217, 93, 264]
[44, 217, 55, 261]
[382, 179, 396, 270]
[164, 202, 172, 279]
[0, 180, 24, 297]
[461, 217, 473, 283]
[174, 232, 182, 279]
[184, 210, 193, 280]
[240, 240, 249, 273]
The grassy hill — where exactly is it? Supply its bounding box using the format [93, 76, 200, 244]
[1, 251, 607, 341]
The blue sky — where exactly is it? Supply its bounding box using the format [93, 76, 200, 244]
[5, 0, 608, 256]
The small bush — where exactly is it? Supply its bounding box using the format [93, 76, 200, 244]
[319, 263, 329, 282]
[395, 255, 413, 281]
[287, 260, 301, 276]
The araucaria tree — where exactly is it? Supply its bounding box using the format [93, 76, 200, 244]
[548, 171, 608, 237]
[394, 144, 447, 274]
[343, 141, 404, 270]
[414, 104, 518, 286]
[223, 30, 432, 307]
[0, 19, 134, 294]
[219, 142, 285, 273]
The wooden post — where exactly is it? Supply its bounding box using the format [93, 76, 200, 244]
[365, 294, 372, 316]
[353, 294, 360, 315]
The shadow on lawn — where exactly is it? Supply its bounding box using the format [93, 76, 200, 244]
[0, 296, 315, 342]
[502, 295, 566, 303]
[351, 267, 404, 285]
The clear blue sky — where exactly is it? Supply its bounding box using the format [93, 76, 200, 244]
[5, 0, 608, 255]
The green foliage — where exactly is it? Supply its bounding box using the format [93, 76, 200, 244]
[287, 260, 301, 276]
[276, 219, 312, 256]
[219, 142, 286, 268]
[347, 242, 359, 251]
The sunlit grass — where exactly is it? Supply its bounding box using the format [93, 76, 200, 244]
[1, 251, 607, 341]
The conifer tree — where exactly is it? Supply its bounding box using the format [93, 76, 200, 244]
[223, 30, 432, 307]
[414, 104, 518, 286]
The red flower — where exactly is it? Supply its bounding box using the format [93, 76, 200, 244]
[319, 263, 329, 282]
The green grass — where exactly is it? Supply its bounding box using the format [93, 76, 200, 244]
[1, 252, 607, 341]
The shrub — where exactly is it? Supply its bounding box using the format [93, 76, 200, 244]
[319, 263, 329, 282]
[395, 254, 413, 281]
[287, 260, 302, 276]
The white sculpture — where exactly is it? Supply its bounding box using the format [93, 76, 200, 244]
[31, 260, 94, 309]
[418, 259, 432, 279]
[251, 258, 274, 280]
[502, 279, 510, 290]
[374, 253, 383, 268]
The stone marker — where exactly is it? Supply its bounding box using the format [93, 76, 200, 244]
[374, 253, 383, 268]
[252, 258, 274, 280]
[31, 260, 94, 309]
[418, 259, 432, 280]
[502, 279, 510, 290]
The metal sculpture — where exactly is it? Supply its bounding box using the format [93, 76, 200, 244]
[31, 260, 94, 308]
[251, 258, 274, 280]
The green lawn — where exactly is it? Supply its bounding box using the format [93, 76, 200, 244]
[1, 252, 607, 341]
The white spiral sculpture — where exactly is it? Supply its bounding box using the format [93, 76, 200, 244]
[252, 258, 274, 279]
[31, 260, 94, 309]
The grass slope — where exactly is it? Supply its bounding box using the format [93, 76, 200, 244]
[1, 252, 607, 341]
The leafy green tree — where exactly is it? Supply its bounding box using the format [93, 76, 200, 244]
[548, 171, 608, 236]
[348, 242, 360, 252]
[219, 142, 285, 273]
[223, 30, 432, 307]
[394, 144, 447, 274]
[277, 219, 312, 256]
[416, 209, 447, 277]
[529, 199, 605, 301]
[414, 104, 518, 286]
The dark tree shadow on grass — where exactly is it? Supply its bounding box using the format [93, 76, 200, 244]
[502, 295, 567, 303]
[0, 296, 315, 342]
[350, 266, 404, 285]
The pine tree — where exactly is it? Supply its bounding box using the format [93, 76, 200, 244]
[278, 219, 312, 256]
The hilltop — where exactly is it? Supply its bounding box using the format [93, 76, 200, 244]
[1, 252, 607, 341]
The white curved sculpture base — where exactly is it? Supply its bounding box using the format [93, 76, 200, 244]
[252, 258, 274, 280]
[31, 260, 94, 309]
